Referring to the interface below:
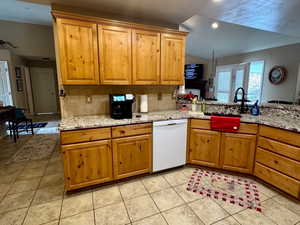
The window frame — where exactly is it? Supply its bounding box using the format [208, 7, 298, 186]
[215, 60, 264, 103]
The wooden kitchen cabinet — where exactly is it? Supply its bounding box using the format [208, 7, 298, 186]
[220, 133, 256, 174]
[98, 25, 132, 85]
[161, 33, 185, 85]
[56, 18, 100, 85]
[189, 129, 221, 168]
[132, 29, 160, 84]
[62, 140, 113, 191]
[112, 134, 152, 179]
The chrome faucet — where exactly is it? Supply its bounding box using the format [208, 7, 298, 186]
[234, 87, 248, 114]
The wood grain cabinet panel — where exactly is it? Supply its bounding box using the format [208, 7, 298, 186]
[256, 147, 300, 180]
[61, 127, 111, 145]
[258, 137, 300, 161]
[112, 134, 151, 179]
[62, 140, 113, 191]
[112, 123, 152, 138]
[259, 125, 300, 147]
[220, 133, 256, 174]
[57, 18, 99, 85]
[189, 129, 221, 168]
[254, 162, 300, 198]
[98, 25, 132, 84]
[161, 33, 185, 85]
[132, 29, 160, 84]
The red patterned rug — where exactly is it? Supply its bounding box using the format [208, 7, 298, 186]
[187, 168, 262, 212]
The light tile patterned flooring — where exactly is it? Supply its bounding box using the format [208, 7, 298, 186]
[0, 134, 300, 225]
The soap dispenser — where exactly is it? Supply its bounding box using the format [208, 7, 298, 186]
[250, 100, 260, 116]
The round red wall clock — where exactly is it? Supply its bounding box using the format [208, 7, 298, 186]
[269, 66, 287, 85]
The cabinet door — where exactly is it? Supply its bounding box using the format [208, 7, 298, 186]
[132, 29, 160, 84]
[220, 133, 256, 174]
[161, 33, 185, 85]
[57, 18, 99, 85]
[189, 129, 221, 168]
[62, 140, 113, 190]
[99, 25, 132, 84]
[112, 134, 151, 179]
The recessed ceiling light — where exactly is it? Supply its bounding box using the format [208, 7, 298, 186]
[211, 22, 219, 29]
[212, 0, 222, 2]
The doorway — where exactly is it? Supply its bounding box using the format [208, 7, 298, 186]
[30, 67, 58, 114]
[0, 61, 13, 106]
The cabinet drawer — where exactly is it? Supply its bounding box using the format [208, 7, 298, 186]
[256, 148, 300, 180]
[61, 128, 111, 145]
[258, 137, 300, 161]
[190, 119, 258, 134]
[254, 162, 300, 198]
[190, 119, 211, 129]
[112, 123, 152, 138]
[259, 125, 300, 147]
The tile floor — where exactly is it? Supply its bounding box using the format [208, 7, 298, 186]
[0, 133, 300, 225]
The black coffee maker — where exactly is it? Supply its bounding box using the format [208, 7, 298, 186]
[110, 94, 134, 119]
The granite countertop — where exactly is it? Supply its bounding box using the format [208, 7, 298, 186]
[60, 110, 300, 133]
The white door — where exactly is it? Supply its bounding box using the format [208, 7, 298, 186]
[0, 61, 13, 106]
[30, 67, 58, 114]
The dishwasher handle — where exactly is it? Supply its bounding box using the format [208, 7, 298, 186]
[154, 122, 187, 127]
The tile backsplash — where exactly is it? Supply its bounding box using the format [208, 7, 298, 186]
[60, 86, 177, 118]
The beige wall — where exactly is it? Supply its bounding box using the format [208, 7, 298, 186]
[60, 86, 176, 117]
[0, 20, 55, 59]
[217, 43, 300, 103]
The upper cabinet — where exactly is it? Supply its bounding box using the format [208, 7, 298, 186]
[99, 25, 132, 85]
[132, 29, 160, 85]
[56, 18, 100, 85]
[53, 11, 188, 86]
[161, 33, 185, 85]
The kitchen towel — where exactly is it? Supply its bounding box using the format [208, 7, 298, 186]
[211, 116, 240, 132]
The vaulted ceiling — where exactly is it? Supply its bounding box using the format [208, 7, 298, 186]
[1, 0, 300, 59]
[16, 0, 300, 37]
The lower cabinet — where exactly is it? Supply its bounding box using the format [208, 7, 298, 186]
[62, 140, 113, 191]
[189, 129, 221, 168]
[220, 133, 256, 174]
[112, 134, 152, 179]
[188, 120, 257, 174]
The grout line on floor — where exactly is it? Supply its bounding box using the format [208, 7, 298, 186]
[117, 184, 132, 224]
[91, 190, 97, 225]
[140, 177, 170, 225]
[20, 156, 52, 225]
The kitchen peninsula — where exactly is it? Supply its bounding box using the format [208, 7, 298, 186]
[60, 103, 300, 200]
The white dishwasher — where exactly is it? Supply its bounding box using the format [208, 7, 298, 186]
[153, 119, 187, 172]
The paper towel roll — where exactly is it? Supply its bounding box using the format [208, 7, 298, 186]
[140, 95, 148, 113]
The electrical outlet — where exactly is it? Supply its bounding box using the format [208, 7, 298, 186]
[86, 95, 92, 104]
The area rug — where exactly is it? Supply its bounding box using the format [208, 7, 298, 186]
[17, 122, 48, 130]
[7, 134, 58, 163]
[187, 168, 262, 212]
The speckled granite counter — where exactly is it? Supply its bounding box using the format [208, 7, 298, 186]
[59, 110, 300, 133]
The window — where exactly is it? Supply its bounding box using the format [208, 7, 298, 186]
[247, 61, 264, 102]
[0, 61, 13, 106]
[215, 60, 264, 103]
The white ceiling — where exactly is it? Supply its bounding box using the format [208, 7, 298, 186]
[1, 0, 300, 59]
[17, 0, 300, 37]
[181, 15, 300, 59]
[0, 0, 51, 25]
